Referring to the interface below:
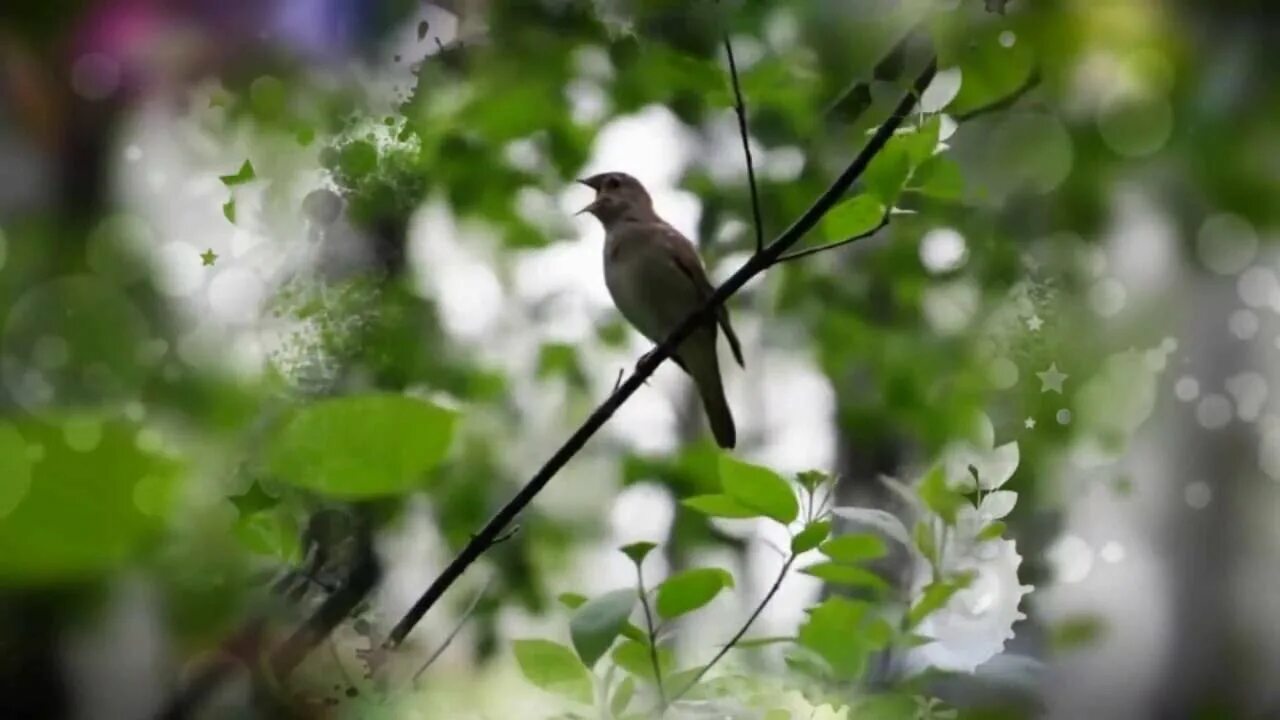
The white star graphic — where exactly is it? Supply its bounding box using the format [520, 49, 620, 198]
[1027, 314, 1044, 332]
[1025, 417, 1036, 429]
[1037, 363, 1068, 393]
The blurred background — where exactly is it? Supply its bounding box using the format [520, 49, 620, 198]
[2, 0, 1279, 718]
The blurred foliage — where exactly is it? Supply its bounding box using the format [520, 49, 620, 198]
[2, 0, 1278, 717]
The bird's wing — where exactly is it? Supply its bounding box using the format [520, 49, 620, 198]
[653, 224, 745, 368]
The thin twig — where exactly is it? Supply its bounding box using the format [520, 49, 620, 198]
[412, 577, 493, 686]
[380, 57, 937, 657]
[670, 554, 797, 701]
[771, 212, 892, 265]
[721, 33, 765, 254]
[636, 566, 668, 709]
[952, 69, 1041, 122]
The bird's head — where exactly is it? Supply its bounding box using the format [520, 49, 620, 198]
[576, 172, 653, 225]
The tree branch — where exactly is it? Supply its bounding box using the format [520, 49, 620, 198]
[771, 212, 892, 265]
[670, 554, 797, 702]
[411, 577, 492, 687]
[721, 33, 765, 254]
[380, 56, 938, 656]
[952, 69, 1041, 122]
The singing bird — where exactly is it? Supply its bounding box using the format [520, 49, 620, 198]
[578, 172, 744, 448]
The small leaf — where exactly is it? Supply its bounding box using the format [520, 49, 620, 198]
[513, 639, 593, 704]
[796, 470, 827, 494]
[1051, 614, 1107, 651]
[820, 195, 885, 241]
[663, 667, 703, 698]
[734, 636, 795, 649]
[219, 160, 256, 187]
[570, 589, 636, 667]
[791, 520, 831, 554]
[862, 143, 911, 204]
[900, 116, 941, 166]
[682, 493, 759, 519]
[655, 568, 734, 619]
[914, 521, 939, 567]
[800, 562, 889, 592]
[918, 464, 964, 524]
[907, 579, 966, 629]
[913, 154, 964, 199]
[718, 455, 799, 524]
[222, 199, 237, 223]
[977, 521, 1007, 541]
[611, 640, 672, 681]
[619, 541, 656, 566]
[558, 592, 588, 609]
[819, 533, 887, 563]
[831, 506, 912, 549]
[610, 676, 636, 717]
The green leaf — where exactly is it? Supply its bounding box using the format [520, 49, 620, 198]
[682, 493, 760, 519]
[791, 520, 831, 554]
[900, 116, 941, 166]
[558, 592, 588, 610]
[796, 470, 827, 494]
[267, 394, 457, 498]
[819, 533, 887, 563]
[513, 639, 593, 705]
[800, 562, 889, 592]
[663, 667, 703, 698]
[862, 142, 911, 205]
[734, 636, 796, 649]
[913, 154, 965, 199]
[718, 455, 799, 524]
[610, 676, 636, 717]
[977, 520, 1007, 541]
[222, 199, 237, 223]
[1051, 614, 1108, 651]
[820, 195, 885, 242]
[219, 160, 256, 187]
[797, 597, 882, 680]
[570, 589, 636, 667]
[655, 568, 734, 619]
[611, 640, 672, 682]
[917, 464, 964, 524]
[914, 521, 939, 567]
[948, 34, 1035, 116]
[907, 578, 967, 629]
[619, 542, 657, 566]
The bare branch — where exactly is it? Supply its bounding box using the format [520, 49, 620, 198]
[670, 554, 797, 701]
[412, 577, 493, 686]
[721, 33, 765, 254]
[377, 56, 938, 662]
[771, 212, 892, 265]
[952, 69, 1042, 122]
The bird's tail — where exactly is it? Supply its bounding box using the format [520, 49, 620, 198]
[684, 340, 736, 449]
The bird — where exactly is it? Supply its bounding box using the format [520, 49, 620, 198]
[577, 172, 744, 448]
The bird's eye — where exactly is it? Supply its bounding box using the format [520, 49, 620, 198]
[604, 176, 620, 190]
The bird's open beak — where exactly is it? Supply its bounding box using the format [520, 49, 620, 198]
[576, 177, 601, 215]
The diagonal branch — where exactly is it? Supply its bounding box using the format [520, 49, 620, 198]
[721, 33, 765, 254]
[952, 69, 1041, 122]
[771, 212, 892, 265]
[379, 57, 938, 655]
[670, 554, 796, 702]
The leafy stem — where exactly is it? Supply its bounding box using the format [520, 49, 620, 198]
[635, 564, 668, 709]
